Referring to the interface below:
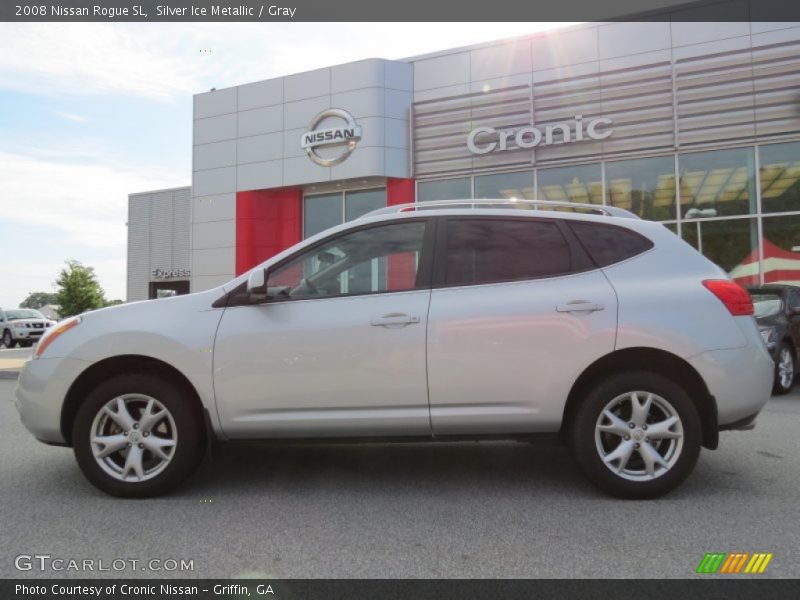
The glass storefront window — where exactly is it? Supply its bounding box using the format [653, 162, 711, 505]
[681, 217, 760, 285]
[537, 163, 602, 204]
[605, 156, 677, 221]
[304, 188, 386, 239]
[759, 142, 800, 214]
[474, 170, 535, 200]
[678, 148, 756, 219]
[417, 177, 471, 202]
[345, 188, 386, 221]
[304, 193, 341, 238]
[762, 215, 800, 285]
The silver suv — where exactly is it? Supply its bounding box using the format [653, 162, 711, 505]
[1, 308, 55, 348]
[14, 200, 773, 498]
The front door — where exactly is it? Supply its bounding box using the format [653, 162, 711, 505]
[214, 218, 434, 439]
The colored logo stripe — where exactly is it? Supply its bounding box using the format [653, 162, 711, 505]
[719, 553, 749, 573]
[697, 552, 773, 574]
[697, 553, 726, 573]
[744, 553, 773, 574]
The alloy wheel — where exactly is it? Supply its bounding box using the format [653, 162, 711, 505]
[594, 391, 684, 482]
[778, 347, 794, 391]
[89, 394, 178, 482]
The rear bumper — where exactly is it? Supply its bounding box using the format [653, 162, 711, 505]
[687, 343, 773, 428]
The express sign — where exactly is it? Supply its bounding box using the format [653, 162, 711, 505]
[467, 115, 613, 154]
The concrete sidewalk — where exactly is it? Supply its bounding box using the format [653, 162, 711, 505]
[0, 348, 32, 379]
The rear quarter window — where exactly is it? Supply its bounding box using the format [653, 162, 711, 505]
[568, 221, 654, 267]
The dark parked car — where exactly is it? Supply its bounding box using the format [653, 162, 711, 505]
[748, 285, 800, 394]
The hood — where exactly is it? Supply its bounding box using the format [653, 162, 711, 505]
[8, 318, 49, 326]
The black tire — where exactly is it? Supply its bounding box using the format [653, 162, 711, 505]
[570, 371, 702, 499]
[3, 329, 17, 348]
[72, 372, 206, 498]
[772, 342, 795, 396]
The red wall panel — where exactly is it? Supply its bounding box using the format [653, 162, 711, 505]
[235, 179, 414, 277]
[235, 188, 302, 275]
[386, 178, 416, 289]
[387, 177, 415, 206]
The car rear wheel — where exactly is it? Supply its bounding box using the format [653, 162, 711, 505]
[72, 373, 206, 497]
[570, 371, 701, 499]
[773, 343, 795, 395]
[3, 329, 17, 348]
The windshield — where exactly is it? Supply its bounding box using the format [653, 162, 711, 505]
[752, 294, 783, 318]
[4, 309, 45, 321]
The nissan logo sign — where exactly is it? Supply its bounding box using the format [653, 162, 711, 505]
[467, 115, 613, 154]
[301, 108, 362, 167]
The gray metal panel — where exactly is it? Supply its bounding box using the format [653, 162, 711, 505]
[126, 187, 191, 302]
[237, 132, 284, 164]
[237, 105, 283, 137]
[194, 88, 236, 119]
[126, 194, 151, 302]
[331, 58, 385, 94]
[193, 140, 236, 170]
[413, 27, 800, 179]
[414, 52, 471, 91]
[194, 113, 236, 145]
[237, 78, 283, 111]
[284, 67, 331, 102]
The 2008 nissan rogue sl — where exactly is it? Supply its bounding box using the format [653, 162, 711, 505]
[14, 200, 773, 499]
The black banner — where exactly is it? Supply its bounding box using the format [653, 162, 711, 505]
[4, 579, 800, 600]
[4, 0, 800, 22]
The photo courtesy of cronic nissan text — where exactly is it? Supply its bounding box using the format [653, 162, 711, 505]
[0, 1, 799, 599]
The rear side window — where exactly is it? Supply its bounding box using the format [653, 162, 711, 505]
[445, 218, 572, 286]
[568, 221, 654, 267]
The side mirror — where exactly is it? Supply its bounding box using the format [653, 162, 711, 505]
[790, 306, 800, 316]
[246, 268, 268, 302]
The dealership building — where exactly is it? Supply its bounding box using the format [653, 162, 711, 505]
[128, 20, 800, 301]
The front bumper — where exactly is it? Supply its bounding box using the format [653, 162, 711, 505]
[10, 329, 44, 340]
[14, 356, 91, 445]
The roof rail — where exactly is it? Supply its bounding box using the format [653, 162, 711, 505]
[361, 199, 639, 220]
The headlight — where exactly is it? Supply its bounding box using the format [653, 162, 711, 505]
[759, 327, 777, 348]
[12, 323, 26, 329]
[34, 317, 81, 358]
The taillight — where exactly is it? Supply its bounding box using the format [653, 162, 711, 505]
[702, 280, 754, 316]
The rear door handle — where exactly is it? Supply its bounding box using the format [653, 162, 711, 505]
[556, 301, 605, 314]
[370, 313, 421, 327]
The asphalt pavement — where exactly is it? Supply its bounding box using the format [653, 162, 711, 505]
[1, 376, 798, 579]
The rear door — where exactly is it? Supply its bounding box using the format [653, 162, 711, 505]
[426, 215, 618, 435]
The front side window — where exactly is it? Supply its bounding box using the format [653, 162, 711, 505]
[444, 218, 572, 286]
[267, 221, 428, 300]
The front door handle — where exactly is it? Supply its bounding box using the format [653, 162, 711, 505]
[556, 301, 605, 314]
[370, 313, 421, 327]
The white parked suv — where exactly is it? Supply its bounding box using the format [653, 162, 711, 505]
[0, 308, 56, 348]
[14, 200, 773, 498]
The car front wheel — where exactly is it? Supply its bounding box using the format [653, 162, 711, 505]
[2, 329, 16, 348]
[773, 343, 795, 395]
[570, 372, 701, 499]
[72, 373, 206, 497]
